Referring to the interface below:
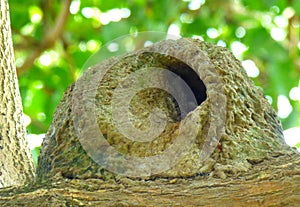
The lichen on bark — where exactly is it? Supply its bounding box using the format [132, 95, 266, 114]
[37, 38, 297, 181]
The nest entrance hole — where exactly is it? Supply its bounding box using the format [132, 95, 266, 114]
[164, 59, 207, 120]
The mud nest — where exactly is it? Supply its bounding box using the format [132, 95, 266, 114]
[37, 38, 294, 180]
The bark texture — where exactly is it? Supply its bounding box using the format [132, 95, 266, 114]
[0, 154, 299, 206]
[0, 0, 35, 187]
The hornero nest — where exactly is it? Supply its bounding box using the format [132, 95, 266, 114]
[37, 38, 295, 181]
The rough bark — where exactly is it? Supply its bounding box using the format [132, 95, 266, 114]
[0, 0, 35, 187]
[0, 154, 299, 206]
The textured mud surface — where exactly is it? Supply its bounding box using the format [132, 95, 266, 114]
[37, 38, 296, 181]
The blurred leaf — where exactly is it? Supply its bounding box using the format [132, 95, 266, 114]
[241, 0, 287, 11]
[292, 0, 300, 15]
[31, 146, 41, 167]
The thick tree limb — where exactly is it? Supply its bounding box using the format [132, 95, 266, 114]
[0, 154, 299, 206]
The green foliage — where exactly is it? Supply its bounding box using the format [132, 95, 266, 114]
[31, 146, 41, 167]
[8, 0, 300, 147]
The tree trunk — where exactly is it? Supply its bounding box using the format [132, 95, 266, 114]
[0, 0, 35, 187]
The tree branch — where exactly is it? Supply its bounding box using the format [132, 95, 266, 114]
[17, 0, 72, 76]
